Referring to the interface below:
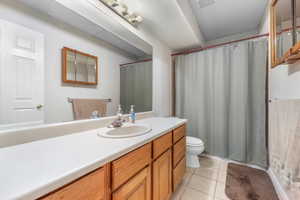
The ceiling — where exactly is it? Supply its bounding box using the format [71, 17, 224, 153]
[189, 0, 268, 41]
[14, 0, 152, 59]
[121, 0, 205, 50]
[14, 0, 269, 52]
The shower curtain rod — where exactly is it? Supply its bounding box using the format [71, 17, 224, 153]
[119, 58, 152, 67]
[171, 33, 269, 56]
[119, 33, 269, 67]
[119, 26, 299, 66]
[172, 26, 300, 56]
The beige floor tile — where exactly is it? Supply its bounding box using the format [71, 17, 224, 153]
[186, 167, 196, 174]
[218, 160, 228, 173]
[187, 174, 217, 196]
[181, 188, 214, 200]
[215, 182, 230, 200]
[182, 171, 193, 186]
[171, 183, 186, 200]
[199, 156, 221, 170]
[217, 170, 227, 183]
[194, 167, 219, 180]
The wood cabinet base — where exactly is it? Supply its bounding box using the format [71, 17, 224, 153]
[39, 124, 186, 200]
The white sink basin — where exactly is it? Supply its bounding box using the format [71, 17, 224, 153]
[98, 123, 152, 138]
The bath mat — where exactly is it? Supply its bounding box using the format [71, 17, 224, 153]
[225, 163, 279, 200]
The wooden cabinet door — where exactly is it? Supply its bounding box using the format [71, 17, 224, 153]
[173, 157, 186, 191]
[112, 166, 151, 200]
[40, 166, 107, 200]
[153, 149, 172, 200]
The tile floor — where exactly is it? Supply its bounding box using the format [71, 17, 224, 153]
[171, 156, 230, 200]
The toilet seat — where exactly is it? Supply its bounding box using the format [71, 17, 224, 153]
[186, 136, 204, 147]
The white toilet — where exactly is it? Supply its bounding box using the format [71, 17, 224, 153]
[186, 136, 205, 168]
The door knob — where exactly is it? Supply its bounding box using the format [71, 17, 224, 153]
[36, 104, 43, 109]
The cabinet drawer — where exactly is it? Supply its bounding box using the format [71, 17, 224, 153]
[173, 125, 186, 143]
[173, 137, 186, 167]
[153, 132, 172, 159]
[173, 157, 186, 191]
[112, 143, 152, 190]
[40, 167, 106, 200]
[112, 166, 151, 200]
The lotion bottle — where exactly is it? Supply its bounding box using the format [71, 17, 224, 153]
[130, 105, 136, 123]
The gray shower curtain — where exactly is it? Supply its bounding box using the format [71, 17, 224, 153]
[175, 39, 268, 168]
[120, 61, 152, 113]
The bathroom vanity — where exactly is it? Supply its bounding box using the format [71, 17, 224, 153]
[0, 117, 187, 200]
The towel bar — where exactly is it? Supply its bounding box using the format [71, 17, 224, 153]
[67, 97, 112, 103]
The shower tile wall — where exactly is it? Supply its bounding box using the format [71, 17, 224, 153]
[269, 100, 300, 200]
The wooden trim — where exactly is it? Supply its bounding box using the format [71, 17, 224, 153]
[270, 1, 277, 67]
[270, 0, 300, 68]
[271, 0, 278, 7]
[104, 163, 112, 200]
[119, 58, 152, 67]
[62, 47, 98, 85]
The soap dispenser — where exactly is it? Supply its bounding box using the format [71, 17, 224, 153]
[116, 105, 123, 120]
[130, 105, 136, 123]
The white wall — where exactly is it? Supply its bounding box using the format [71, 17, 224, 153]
[48, 0, 173, 117]
[102, 7, 173, 117]
[270, 64, 300, 99]
[206, 30, 259, 46]
[258, 3, 270, 35]
[0, 1, 134, 123]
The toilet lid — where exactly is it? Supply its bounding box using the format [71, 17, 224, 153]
[186, 136, 204, 146]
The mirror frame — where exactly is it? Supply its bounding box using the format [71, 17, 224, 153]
[270, 0, 300, 67]
[62, 47, 98, 85]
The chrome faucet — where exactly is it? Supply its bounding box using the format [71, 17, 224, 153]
[109, 105, 126, 128]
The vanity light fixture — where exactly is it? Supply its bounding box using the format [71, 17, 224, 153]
[100, 0, 143, 26]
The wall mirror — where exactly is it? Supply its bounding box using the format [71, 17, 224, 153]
[120, 60, 153, 114]
[271, 0, 300, 67]
[0, 6, 153, 131]
[62, 47, 98, 85]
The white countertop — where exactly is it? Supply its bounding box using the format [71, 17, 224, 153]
[0, 117, 187, 200]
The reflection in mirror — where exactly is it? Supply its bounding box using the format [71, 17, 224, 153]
[120, 60, 153, 114]
[63, 47, 98, 85]
[0, 18, 152, 131]
[275, 0, 293, 58]
[297, 0, 300, 42]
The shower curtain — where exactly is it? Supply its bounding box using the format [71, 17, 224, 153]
[120, 61, 152, 113]
[175, 39, 268, 168]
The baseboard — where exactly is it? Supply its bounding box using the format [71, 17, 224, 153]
[202, 153, 267, 171]
[268, 168, 290, 200]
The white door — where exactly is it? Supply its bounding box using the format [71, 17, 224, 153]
[0, 20, 44, 129]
